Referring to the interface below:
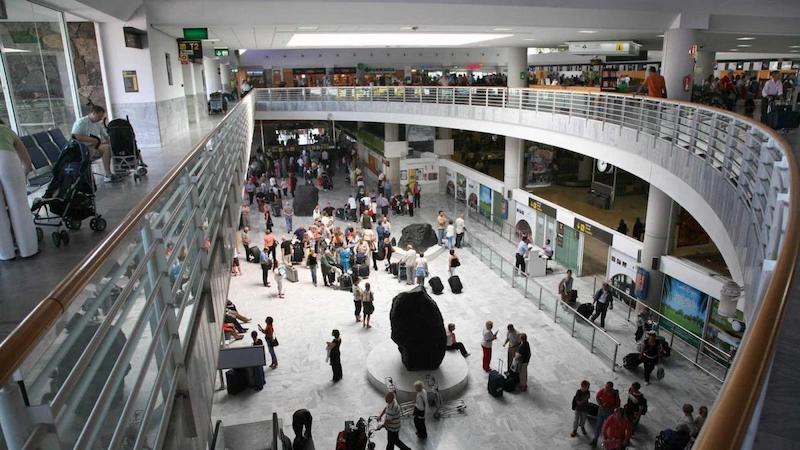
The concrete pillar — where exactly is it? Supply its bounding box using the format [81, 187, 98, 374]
[436, 128, 452, 139]
[640, 186, 678, 308]
[202, 56, 222, 99]
[694, 50, 714, 83]
[661, 28, 697, 101]
[506, 47, 529, 88]
[220, 63, 232, 93]
[385, 123, 399, 142]
[504, 136, 525, 195]
[0, 383, 33, 449]
[384, 123, 400, 193]
[577, 156, 593, 182]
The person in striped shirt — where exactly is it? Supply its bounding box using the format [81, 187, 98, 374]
[377, 392, 412, 449]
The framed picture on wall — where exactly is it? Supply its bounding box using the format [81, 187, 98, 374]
[123, 70, 139, 92]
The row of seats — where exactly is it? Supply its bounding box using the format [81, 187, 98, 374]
[21, 128, 69, 191]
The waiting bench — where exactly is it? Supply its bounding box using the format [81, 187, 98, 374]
[21, 129, 69, 193]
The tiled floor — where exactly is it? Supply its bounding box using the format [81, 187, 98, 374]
[213, 172, 720, 450]
[0, 111, 222, 340]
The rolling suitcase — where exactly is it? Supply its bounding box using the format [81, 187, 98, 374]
[429, 276, 444, 295]
[355, 264, 370, 278]
[503, 370, 519, 392]
[623, 352, 641, 370]
[225, 368, 248, 395]
[577, 302, 593, 319]
[587, 402, 599, 419]
[398, 263, 407, 281]
[487, 370, 505, 397]
[285, 265, 299, 282]
[570, 289, 578, 303]
[249, 245, 261, 263]
[339, 274, 353, 290]
[448, 275, 463, 294]
[247, 365, 265, 391]
[390, 262, 399, 276]
[355, 252, 367, 265]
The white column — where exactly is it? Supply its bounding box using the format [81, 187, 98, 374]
[640, 186, 677, 308]
[504, 137, 525, 195]
[384, 123, 400, 193]
[385, 123, 399, 142]
[220, 63, 232, 93]
[505, 47, 529, 88]
[694, 50, 714, 82]
[202, 56, 222, 99]
[661, 28, 697, 101]
[0, 383, 33, 449]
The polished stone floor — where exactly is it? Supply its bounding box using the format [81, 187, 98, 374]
[0, 111, 222, 339]
[214, 172, 720, 450]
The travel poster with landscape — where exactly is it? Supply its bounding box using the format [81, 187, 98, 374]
[660, 276, 709, 347]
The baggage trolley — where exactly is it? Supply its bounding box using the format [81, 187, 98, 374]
[425, 375, 467, 419]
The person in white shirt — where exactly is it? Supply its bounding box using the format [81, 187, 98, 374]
[347, 195, 358, 218]
[445, 220, 455, 249]
[413, 380, 428, 439]
[414, 253, 428, 286]
[591, 282, 612, 328]
[761, 71, 784, 125]
[541, 239, 554, 274]
[481, 320, 498, 372]
[71, 105, 117, 182]
[454, 213, 466, 248]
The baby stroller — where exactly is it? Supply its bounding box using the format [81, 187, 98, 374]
[107, 117, 147, 181]
[31, 140, 106, 247]
[321, 171, 333, 190]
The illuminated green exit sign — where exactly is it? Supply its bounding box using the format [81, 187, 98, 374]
[183, 28, 208, 40]
[214, 48, 229, 57]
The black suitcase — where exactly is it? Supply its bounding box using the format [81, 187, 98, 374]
[448, 275, 462, 294]
[577, 302, 593, 319]
[339, 274, 353, 290]
[657, 336, 671, 358]
[429, 276, 444, 295]
[375, 247, 386, 261]
[488, 370, 505, 397]
[292, 243, 304, 263]
[769, 104, 800, 130]
[623, 352, 642, 370]
[398, 263, 407, 280]
[355, 264, 370, 278]
[390, 262, 399, 276]
[570, 289, 578, 303]
[226, 368, 248, 395]
[247, 366, 265, 391]
[503, 370, 519, 392]
[587, 401, 599, 419]
[249, 245, 261, 263]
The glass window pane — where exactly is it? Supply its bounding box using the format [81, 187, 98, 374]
[66, 18, 107, 116]
[0, 0, 77, 136]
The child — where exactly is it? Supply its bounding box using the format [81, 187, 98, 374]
[231, 252, 242, 276]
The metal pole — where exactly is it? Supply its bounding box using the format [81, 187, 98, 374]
[571, 312, 577, 337]
[612, 344, 618, 371]
[590, 328, 596, 353]
[500, 258, 504, 279]
[553, 298, 558, 323]
[523, 276, 528, 298]
[538, 287, 543, 309]
[670, 328, 676, 348]
[695, 342, 702, 364]
[0, 382, 34, 449]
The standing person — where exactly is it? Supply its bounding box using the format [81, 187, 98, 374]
[307, 249, 318, 287]
[378, 194, 390, 218]
[412, 182, 421, 208]
[571, 380, 591, 437]
[481, 320, 498, 372]
[241, 227, 254, 262]
[292, 409, 313, 445]
[377, 392, 411, 450]
[275, 264, 286, 298]
[503, 324, 521, 372]
[347, 194, 358, 220]
[259, 247, 273, 287]
[558, 270, 574, 306]
[515, 236, 529, 275]
[625, 382, 647, 430]
[251, 330, 263, 346]
[637, 66, 667, 98]
[591, 382, 621, 447]
[414, 253, 428, 286]
[640, 331, 664, 385]
[352, 275, 363, 323]
[616, 219, 628, 235]
[447, 249, 460, 277]
[403, 245, 417, 285]
[541, 238, 554, 273]
[362, 282, 374, 328]
[602, 408, 632, 450]
[320, 248, 335, 287]
[264, 228, 277, 262]
[694, 406, 708, 438]
[70, 105, 119, 182]
[326, 329, 342, 382]
[445, 220, 455, 249]
[455, 213, 466, 248]
[0, 121, 37, 260]
[406, 193, 414, 217]
[413, 380, 428, 439]
[446, 323, 469, 357]
[435, 211, 448, 245]
[761, 70, 784, 125]
[258, 316, 278, 369]
[590, 282, 612, 328]
[284, 202, 294, 232]
[514, 333, 531, 391]
[632, 218, 644, 241]
[240, 203, 251, 229]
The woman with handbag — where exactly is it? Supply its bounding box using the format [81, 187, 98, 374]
[448, 249, 460, 277]
[259, 316, 278, 368]
[326, 329, 342, 382]
[362, 283, 375, 328]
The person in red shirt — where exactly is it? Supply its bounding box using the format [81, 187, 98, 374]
[719, 70, 736, 110]
[638, 67, 667, 98]
[591, 381, 621, 446]
[602, 407, 633, 450]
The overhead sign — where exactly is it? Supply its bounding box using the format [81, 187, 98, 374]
[528, 198, 556, 218]
[574, 218, 613, 245]
[568, 41, 641, 56]
[214, 48, 229, 57]
[177, 39, 202, 63]
[183, 27, 208, 40]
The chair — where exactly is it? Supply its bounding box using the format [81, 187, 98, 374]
[33, 132, 61, 163]
[21, 136, 51, 172]
[47, 128, 68, 150]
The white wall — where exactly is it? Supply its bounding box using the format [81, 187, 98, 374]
[97, 9, 156, 105]
[147, 25, 185, 102]
[202, 56, 222, 98]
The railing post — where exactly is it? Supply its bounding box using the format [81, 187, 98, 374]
[538, 287, 543, 309]
[554, 298, 559, 323]
[571, 312, 577, 337]
[403, 88, 406, 103]
[499, 258, 504, 279]
[612, 344, 618, 372]
[590, 328, 596, 353]
[0, 382, 35, 450]
[523, 275, 528, 298]
[435, 88, 439, 104]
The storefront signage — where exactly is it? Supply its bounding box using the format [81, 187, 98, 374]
[177, 39, 202, 62]
[556, 221, 565, 247]
[366, 67, 396, 73]
[574, 218, 613, 245]
[334, 67, 356, 74]
[528, 198, 556, 218]
[292, 68, 326, 75]
[568, 41, 641, 56]
[214, 48, 229, 57]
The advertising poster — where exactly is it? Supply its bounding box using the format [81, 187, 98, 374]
[406, 125, 435, 142]
[515, 203, 535, 239]
[446, 169, 455, 197]
[660, 276, 709, 341]
[492, 190, 506, 225]
[479, 185, 492, 219]
[704, 298, 744, 358]
[525, 145, 555, 187]
[466, 179, 478, 211]
[456, 173, 466, 204]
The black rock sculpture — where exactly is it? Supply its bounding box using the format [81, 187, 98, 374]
[390, 286, 447, 370]
[397, 223, 439, 253]
[293, 184, 319, 216]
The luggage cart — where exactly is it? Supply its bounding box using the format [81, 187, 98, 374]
[426, 375, 467, 419]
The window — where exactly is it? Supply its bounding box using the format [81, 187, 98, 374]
[166, 53, 173, 86]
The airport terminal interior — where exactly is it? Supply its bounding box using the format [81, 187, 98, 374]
[0, 1, 799, 449]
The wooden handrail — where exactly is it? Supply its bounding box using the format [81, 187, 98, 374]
[0, 96, 252, 385]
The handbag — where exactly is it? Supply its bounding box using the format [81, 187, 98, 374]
[656, 365, 665, 380]
[271, 337, 280, 347]
[451, 258, 461, 268]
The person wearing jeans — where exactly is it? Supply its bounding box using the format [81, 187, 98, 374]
[446, 323, 469, 357]
[591, 382, 620, 446]
[455, 213, 465, 248]
[259, 316, 278, 369]
[481, 321, 497, 372]
[284, 203, 294, 232]
[307, 249, 318, 286]
[571, 380, 591, 437]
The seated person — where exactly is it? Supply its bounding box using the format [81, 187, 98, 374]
[445, 323, 469, 357]
[223, 322, 243, 340]
[70, 105, 118, 183]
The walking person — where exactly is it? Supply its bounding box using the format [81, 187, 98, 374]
[352, 275, 363, 323]
[446, 323, 469, 357]
[632, 218, 644, 241]
[320, 248, 336, 287]
[503, 324, 520, 372]
[514, 333, 531, 391]
[447, 249, 460, 277]
[259, 316, 278, 369]
[264, 229, 277, 262]
[284, 202, 294, 232]
[275, 264, 286, 298]
[415, 253, 428, 286]
[481, 320, 498, 372]
[591, 381, 620, 447]
[377, 392, 411, 450]
[445, 220, 455, 249]
[326, 329, 342, 382]
[601, 407, 632, 450]
[413, 380, 428, 439]
[259, 247, 272, 287]
[571, 380, 591, 437]
[616, 219, 628, 235]
[625, 382, 647, 431]
[412, 182, 421, 208]
[241, 227, 254, 262]
[436, 211, 447, 245]
[454, 213, 465, 248]
[362, 282, 374, 328]
[591, 282, 612, 328]
[515, 236, 529, 275]
[307, 249, 318, 287]
[558, 270, 574, 306]
[406, 193, 414, 217]
[640, 331, 664, 385]
[0, 121, 37, 261]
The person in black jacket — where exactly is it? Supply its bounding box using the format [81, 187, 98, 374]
[515, 333, 531, 391]
[632, 218, 644, 241]
[571, 380, 591, 437]
[326, 329, 342, 382]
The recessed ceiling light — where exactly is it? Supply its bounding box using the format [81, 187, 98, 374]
[523, 38, 536, 41]
[2, 48, 30, 53]
[297, 26, 318, 31]
[579, 30, 598, 34]
[791, 50, 799, 53]
[737, 44, 752, 47]
[790, 45, 800, 48]
[657, 34, 664, 38]
[399, 26, 415, 30]
[287, 33, 513, 47]
[736, 37, 756, 41]
[493, 27, 513, 31]
[205, 38, 221, 42]
[728, 49, 739, 51]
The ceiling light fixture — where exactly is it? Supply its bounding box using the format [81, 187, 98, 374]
[399, 26, 415, 30]
[790, 45, 800, 48]
[2, 48, 30, 53]
[791, 50, 799, 53]
[736, 37, 756, 41]
[657, 34, 664, 38]
[493, 27, 513, 31]
[205, 38, 221, 42]
[728, 48, 739, 51]
[297, 26, 318, 31]
[737, 44, 752, 47]
[239, 49, 247, 55]
[287, 33, 513, 47]
[523, 38, 536, 41]
[579, 30, 598, 34]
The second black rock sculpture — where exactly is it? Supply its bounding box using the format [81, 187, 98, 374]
[396, 223, 439, 254]
[293, 184, 319, 216]
[390, 286, 447, 370]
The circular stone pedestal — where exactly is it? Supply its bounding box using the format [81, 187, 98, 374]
[366, 340, 469, 403]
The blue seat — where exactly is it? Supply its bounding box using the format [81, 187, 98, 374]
[33, 132, 61, 164]
[21, 136, 50, 171]
[47, 128, 68, 151]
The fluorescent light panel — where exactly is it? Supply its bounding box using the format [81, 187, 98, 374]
[579, 30, 597, 34]
[736, 37, 755, 41]
[297, 26, 318, 30]
[287, 33, 513, 47]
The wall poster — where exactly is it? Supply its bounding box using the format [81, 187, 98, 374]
[660, 275, 709, 344]
[492, 190, 507, 225]
[466, 178, 478, 211]
[446, 169, 455, 197]
[479, 184, 492, 219]
[456, 173, 466, 204]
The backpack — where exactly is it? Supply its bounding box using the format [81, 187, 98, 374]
[260, 251, 272, 269]
[415, 265, 427, 278]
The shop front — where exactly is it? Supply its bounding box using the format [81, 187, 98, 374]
[332, 67, 357, 86]
[292, 68, 326, 87]
[574, 218, 612, 277]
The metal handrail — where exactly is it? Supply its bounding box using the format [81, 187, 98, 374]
[0, 96, 253, 385]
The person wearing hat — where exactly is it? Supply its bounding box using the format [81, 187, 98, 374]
[640, 331, 664, 385]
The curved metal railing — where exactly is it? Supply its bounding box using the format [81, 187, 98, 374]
[253, 86, 799, 450]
